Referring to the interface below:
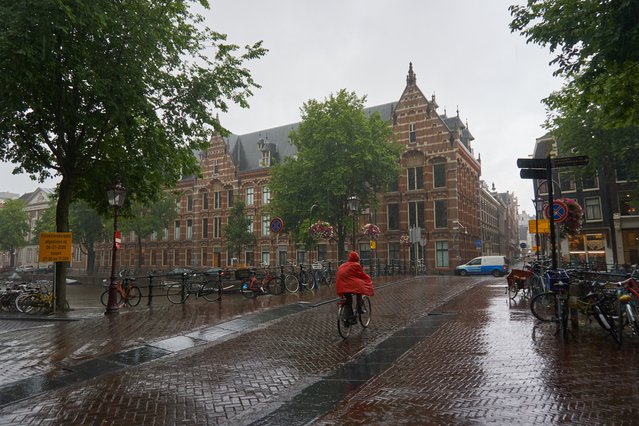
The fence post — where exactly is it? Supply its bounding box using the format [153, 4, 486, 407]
[147, 273, 154, 306]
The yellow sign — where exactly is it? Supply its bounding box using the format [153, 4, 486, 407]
[529, 219, 550, 234]
[39, 232, 72, 262]
[370, 240, 377, 250]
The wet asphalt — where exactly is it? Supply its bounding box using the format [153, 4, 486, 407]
[1, 274, 639, 425]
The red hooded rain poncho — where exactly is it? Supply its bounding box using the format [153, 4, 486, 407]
[335, 251, 374, 297]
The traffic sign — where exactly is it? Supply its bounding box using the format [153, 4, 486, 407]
[529, 219, 550, 233]
[516, 158, 549, 169]
[270, 217, 284, 234]
[520, 169, 548, 179]
[39, 232, 72, 262]
[544, 200, 568, 223]
[551, 155, 589, 168]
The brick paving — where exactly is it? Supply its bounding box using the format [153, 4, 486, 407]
[2, 276, 639, 425]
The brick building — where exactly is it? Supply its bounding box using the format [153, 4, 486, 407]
[96, 64, 485, 273]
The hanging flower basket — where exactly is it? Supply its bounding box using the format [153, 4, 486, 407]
[399, 234, 411, 246]
[309, 221, 334, 239]
[558, 198, 583, 238]
[361, 223, 380, 240]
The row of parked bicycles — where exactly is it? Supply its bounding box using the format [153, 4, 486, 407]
[98, 261, 337, 307]
[506, 258, 639, 345]
[0, 280, 63, 314]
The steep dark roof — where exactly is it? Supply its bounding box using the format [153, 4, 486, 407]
[441, 114, 474, 151]
[228, 102, 397, 173]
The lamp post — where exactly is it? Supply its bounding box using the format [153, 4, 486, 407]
[347, 195, 360, 252]
[453, 220, 468, 263]
[105, 182, 127, 315]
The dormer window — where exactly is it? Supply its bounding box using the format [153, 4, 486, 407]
[259, 150, 271, 167]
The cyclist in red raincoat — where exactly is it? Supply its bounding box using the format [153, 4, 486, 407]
[336, 251, 374, 324]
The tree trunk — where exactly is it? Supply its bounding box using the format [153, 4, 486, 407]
[55, 177, 72, 311]
[87, 247, 96, 273]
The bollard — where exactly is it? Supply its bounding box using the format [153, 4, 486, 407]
[569, 280, 580, 329]
[147, 273, 154, 306]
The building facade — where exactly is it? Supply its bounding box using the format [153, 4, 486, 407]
[92, 64, 513, 274]
[530, 133, 638, 268]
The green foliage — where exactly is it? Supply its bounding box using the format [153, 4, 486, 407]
[223, 200, 255, 260]
[120, 192, 179, 267]
[0, 199, 29, 265]
[33, 199, 57, 240]
[267, 90, 401, 261]
[0, 0, 265, 307]
[510, 0, 639, 188]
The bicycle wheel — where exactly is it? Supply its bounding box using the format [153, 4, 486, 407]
[166, 283, 187, 304]
[240, 282, 257, 298]
[311, 271, 320, 289]
[299, 271, 310, 290]
[593, 303, 621, 344]
[202, 281, 222, 302]
[101, 289, 123, 307]
[625, 303, 639, 337]
[530, 291, 557, 322]
[322, 270, 333, 287]
[125, 286, 142, 307]
[507, 282, 519, 299]
[337, 304, 352, 339]
[529, 275, 545, 296]
[359, 296, 372, 328]
[15, 293, 34, 313]
[266, 278, 284, 295]
[557, 295, 569, 338]
[284, 274, 299, 293]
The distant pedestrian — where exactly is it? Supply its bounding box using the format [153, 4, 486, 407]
[335, 251, 374, 324]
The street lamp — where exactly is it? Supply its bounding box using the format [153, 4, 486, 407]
[347, 195, 360, 251]
[453, 220, 468, 263]
[105, 181, 127, 315]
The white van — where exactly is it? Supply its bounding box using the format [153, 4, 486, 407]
[455, 255, 509, 277]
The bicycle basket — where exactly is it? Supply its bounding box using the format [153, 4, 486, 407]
[545, 269, 570, 291]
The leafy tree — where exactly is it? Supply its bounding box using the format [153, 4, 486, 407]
[0, 1, 266, 310]
[120, 192, 179, 270]
[223, 200, 255, 262]
[510, 0, 639, 191]
[0, 199, 30, 267]
[267, 90, 401, 262]
[70, 201, 108, 273]
[510, 0, 639, 126]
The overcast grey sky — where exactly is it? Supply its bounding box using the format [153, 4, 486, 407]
[1, 0, 562, 215]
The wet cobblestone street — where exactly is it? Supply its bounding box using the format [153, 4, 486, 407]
[2, 275, 639, 425]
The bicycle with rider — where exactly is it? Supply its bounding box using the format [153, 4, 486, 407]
[335, 251, 374, 325]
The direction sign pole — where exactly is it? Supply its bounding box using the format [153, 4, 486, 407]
[547, 156, 558, 269]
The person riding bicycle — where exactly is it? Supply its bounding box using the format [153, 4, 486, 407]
[336, 251, 374, 325]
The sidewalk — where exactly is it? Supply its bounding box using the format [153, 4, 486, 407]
[2, 275, 639, 425]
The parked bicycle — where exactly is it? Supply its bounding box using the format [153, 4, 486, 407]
[101, 271, 141, 307]
[240, 267, 284, 298]
[337, 294, 372, 339]
[166, 272, 222, 304]
[529, 269, 571, 338]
